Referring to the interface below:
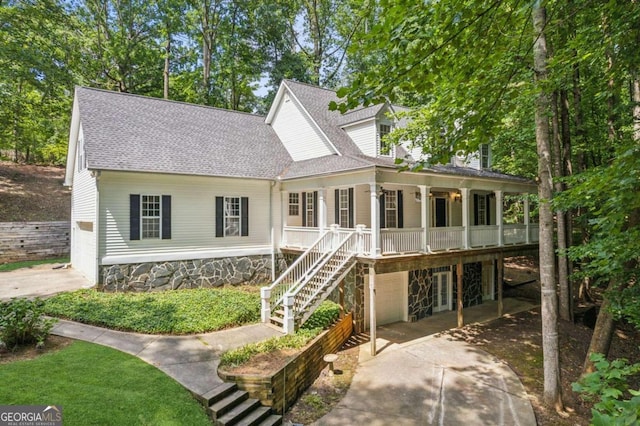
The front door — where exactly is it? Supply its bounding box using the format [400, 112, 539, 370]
[432, 271, 452, 312]
[435, 198, 447, 227]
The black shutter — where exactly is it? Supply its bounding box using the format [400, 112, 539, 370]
[379, 191, 386, 228]
[473, 193, 479, 226]
[334, 189, 340, 225]
[313, 191, 318, 227]
[162, 195, 171, 239]
[486, 194, 491, 226]
[397, 190, 404, 229]
[348, 187, 354, 228]
[130, 194, 140, 240]
[215, 196, 224, 237]
[301, 192, 307, 227]
[241, 197, 249, 236]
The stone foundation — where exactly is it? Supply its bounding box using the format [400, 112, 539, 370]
[408, 269, 433, 321]
[453, 262, 483, 308]
[99, 254, 288, 292]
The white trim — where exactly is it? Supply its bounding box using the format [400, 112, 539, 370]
[101, 246, 274, 265]
[64, 98, 81, 187]
[340, 116, 377, 129]
[267, 82, 342, 156]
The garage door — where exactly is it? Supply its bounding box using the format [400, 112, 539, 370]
[73, 222, 96, 284]
[364, 271, 407, 328]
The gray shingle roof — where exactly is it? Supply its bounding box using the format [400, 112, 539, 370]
[76, 87, 292, 179]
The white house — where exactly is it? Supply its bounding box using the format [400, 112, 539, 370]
[65, 80, 538, 335]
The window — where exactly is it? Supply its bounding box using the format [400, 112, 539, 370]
[289, 193, 299, 216]
[77, 136, 86, 172]
[130, 194, 171, 241]
[215, 196, 248, 237]
[141, 195, 161, 238]
[477, 195, 487, 225]
[338, 189, 349, 227]
[305, 192, 315, 227]
[384, 190, 397, 228]
[379, 124, 392, 156]
[224, 197, 241, 236]
[480, 144, 490, 169]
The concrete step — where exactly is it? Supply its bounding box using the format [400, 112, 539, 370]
[255, 414, 283, 426]
[216, 398, 261, 425]
[233, 405, 272, 426]
[209, 389, 249, 419]
[200, 382, 237, 406]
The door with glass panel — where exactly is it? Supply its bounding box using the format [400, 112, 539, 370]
[432, 270, 452, 313]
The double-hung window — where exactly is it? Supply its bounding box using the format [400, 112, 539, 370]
[384, 190, 397, 228]
[215, 196, 249, 237]
[379, 124, 392, 156]
[338, 189, 349, 228]
[305, 192, 315, 227]
[477, 195, 487, 225]
[141, 195, 161, 238]
[480, 144, 490, 169]
[289, 193, 299, 216]
[130, 194, 171, 241]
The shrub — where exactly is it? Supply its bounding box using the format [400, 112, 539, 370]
[301, 301, 340, 331]
[573, 352, 640, 425]
[0, 298, 57, 349]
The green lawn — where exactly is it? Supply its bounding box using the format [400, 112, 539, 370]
[0, 341, 210, 425]
[0, 257, 69, 272]
[44, 287, 261, 334]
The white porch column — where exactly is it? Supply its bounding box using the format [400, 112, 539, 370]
[461, 188, 471, 249]
[524, 196, 531, 244]
[420, 185, 431, 252]
[318, 188, 327, 233]
[496, 190, 504, 246]
[369, 267, 377, 356]
[370, 183, 381, 257]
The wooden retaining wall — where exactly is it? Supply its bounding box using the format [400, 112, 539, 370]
[0, 221, 70, 263]
[219, 313, 354, 415]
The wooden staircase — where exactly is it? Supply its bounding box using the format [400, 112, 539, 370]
[262, 226, 361, 333]
[198, 382, 281, 426]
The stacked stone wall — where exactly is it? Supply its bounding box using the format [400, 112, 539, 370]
[99, 254, 288, 292]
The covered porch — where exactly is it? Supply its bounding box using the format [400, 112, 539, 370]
[281, 182, 539, 256]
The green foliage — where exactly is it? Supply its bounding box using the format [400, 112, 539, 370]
[573, 353, 640, 425]
[0, 341, 211, 425]
[301, 300, 340, 330]
[220, 300, 340, 368]
[0, 257, 69, 273]
[43, 288, 261, 334]
[0, 298, 57, 348]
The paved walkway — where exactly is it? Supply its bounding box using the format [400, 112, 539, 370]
[0, 264, 92, 301]
[51, 320, 281, 396]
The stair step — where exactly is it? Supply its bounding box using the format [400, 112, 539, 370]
[256, 414, 283, 426]
[201, 382, 237, 406]
[209, 390, 249, 419]
[216, 398, 261, 425]
[233, 406, 272, 426]
[269, 316, 284, 325]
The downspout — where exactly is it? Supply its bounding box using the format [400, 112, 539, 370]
[270, 180, 277, 281]
[92, 170, 101, 286]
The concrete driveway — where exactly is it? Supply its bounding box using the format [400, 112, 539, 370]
[0, 264, 92, 300]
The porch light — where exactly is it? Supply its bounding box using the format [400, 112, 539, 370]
[414, 192, 422, 202]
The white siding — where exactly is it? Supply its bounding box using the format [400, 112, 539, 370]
[70, 125, 98, 283]
[355, 184, 370, 226]
[270, 92, 335, 161]
[344, 121, 377, 157]
[364, 271, 408, 328]
[98, 172, 274, 264]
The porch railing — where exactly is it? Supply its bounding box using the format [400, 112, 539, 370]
[429, 226, 464, 251]
[470, 225, 499, 247]
[381, 228, 423, 254]
[281, 223, 538, 256]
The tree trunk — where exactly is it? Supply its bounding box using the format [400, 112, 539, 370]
[164, 29, 171, 100]
[552, 91, 572, 322]
[532, 2, 564, 411]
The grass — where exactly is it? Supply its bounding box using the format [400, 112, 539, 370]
[44, 287, 261, 334]
[0, 257, 69, 272]
[0, 340, 210, 425]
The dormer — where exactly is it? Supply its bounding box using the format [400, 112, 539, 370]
[452, 144, 492, 170]
[340, 103, 400, 158]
